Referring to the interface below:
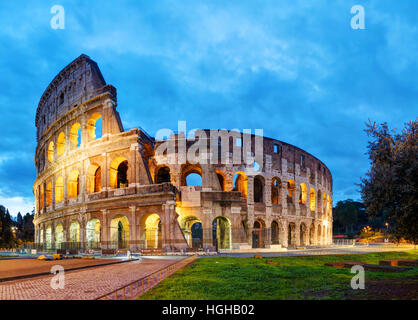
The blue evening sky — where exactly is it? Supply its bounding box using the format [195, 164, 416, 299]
[0, 0, 417, 215]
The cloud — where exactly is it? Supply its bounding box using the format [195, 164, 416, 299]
[0, 0, 417, 215]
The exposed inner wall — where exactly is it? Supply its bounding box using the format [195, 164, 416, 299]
[33, 55, 333, 252]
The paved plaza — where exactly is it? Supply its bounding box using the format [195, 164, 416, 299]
[0, 256, 183, 300]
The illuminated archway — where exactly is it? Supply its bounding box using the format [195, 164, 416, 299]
[69, 221, 80, 243]
[68, 170, 80, 198]
[287, 180, 295, 203]
[110, 157, 129, 189]
[212, 216, 231, 249]
[110, 215, 129, 248]
[45, 225, 52, 249]
[271, 177, 281, 205]
[48, 141, 54, 163]
[309, 188, 316, 212]
[155, 166, 171, 183]
[55, 176, 64, 203]
[57, 132, 65, 156]
[233, 171, 247, 198]
[87, 113, 103, 140]
[271, 221, 280, 245]
[252, 219, 265, 248]
[87, 163, 101, 193]
[86, 218, 101, 249]
[253, 176, 264, 203]
[39, 185, 44, 210]
[70, 122, 81, 148]
[179, 216, 203, 248]
[143, 214, 162, 249]
[46, 182, 52, 206]
[55, 223, 64, 249]
[299, 183, 307, 204]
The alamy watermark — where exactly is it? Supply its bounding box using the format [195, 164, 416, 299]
[50, 265, 65, 290]
[351, 5, 365, 30]
[350, 265, 365, 290]
[50, 5, 65, 30]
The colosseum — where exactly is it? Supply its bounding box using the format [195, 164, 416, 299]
[33, 54, 333, 253]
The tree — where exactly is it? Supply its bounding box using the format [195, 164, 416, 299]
[360, 120, 418, 244]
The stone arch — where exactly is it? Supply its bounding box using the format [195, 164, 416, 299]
[309, 223, 315, 245]
[87, 163, 102, 193]
[46, 182, 52, 206]
[57, 132, 65, 156]
[252, 219, 266, 248]
[288, 222, 296, 247]
[309, 188, 316, 212]
[68, 220, 80, 243]
[68, 170, 80, 198]
[233, 171, 247, 198]
[216, 170, 226, 191]
[86, 218, 101, 249]
[45, 225, 52, 249]
[110, 156, 129, 189]
[181, 164, 202, 187]
[39, 185, 44, 210]
[70, 122, 81, 148]
[299, 183, 307, 204]
[48, 141, 54, 163]
[178, 215, 203, 248]
[155, 166, 171, 184]
[87, 112, 103, 140]
[212, 216, 231, 249]
[271, 220, 280, 245]
[253, 175, 264, 203]
[55, 223, 64, 249]
[140, 213, 162, 249]
[287, 180, 295, 203]
[55, 176, 64, 203]
[300, 223, 308, 246]
[271, 177, 281, 205]
[110, 215, 130, 249]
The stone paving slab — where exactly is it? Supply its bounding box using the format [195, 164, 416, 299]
[0, 257, 183, 300]
[0, 258, 123, 281]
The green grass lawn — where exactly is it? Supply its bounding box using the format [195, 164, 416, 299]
[139, 250, 418, 300]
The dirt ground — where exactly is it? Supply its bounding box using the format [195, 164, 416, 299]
[0, 258, 123, 281]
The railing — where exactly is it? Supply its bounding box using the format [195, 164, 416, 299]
[97, 254, 197, 300]
[333, 239, 355, 246]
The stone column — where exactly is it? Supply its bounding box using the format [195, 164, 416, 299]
[281, 181, 288, 213]
[101, 209, 109, 249]
[295, 222, 301, 247]
[130, 206, 137, 250]
[281, 220, 288, 248]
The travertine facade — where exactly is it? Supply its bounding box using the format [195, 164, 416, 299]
[33, 55, 333, 252]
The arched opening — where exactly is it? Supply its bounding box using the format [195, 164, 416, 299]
[70, 122, 81, 148]
[216, 171, 225, 191]
[55, 176, 64, 203]
[185, 173, 202, 187]
[142, 214, 162, 249]
[317, 225, 322, 245]
[309, 224, 315, 245]
[212, 216, 231, 250]
[299, 183, 307, 204]
[69, 221, 80, 245]
[45, 225, 52, 249]
[155, 166, 171, 183]
[271, 221, 280, 245]
[55, 224, 64, 249]
[271, 177, 281, 205]
[110, 157, 129, 189]
[300, 223, 308, 246]
[309, 188, 316, 212]
[287, 180, 295, 203]
[57, 132, 65, 156]
[68, 170, 80, 198]
[252, 219, 265, 248]
[253, 176, 264, 203]
[179, 216, 203, 248]
[86, 218, 101, 249]
[87, 163, 101, 193]
[233, 172, 247, 198]
[110, 215, 129, 249]
[288, 223, 296, 247]
[39, 185, 44, 210]
[46, 182, 52, 207]
[87, 113, 103, 140]
[48, 141, 54, 163]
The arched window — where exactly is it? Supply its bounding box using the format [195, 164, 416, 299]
[155, 166, 171, 183]
[55, 176, 64, 203]
[309, 188, 316, 211]
[57, 132, 65, 156]
[216, 172, 225, 191]
[110, 157, 129, 189]
[70, 123, 81, 148]
[254, 176, 264, 203]
[271, 177, 281, 205]
[287, 180, 295, 203]
[68, 170, 80, 198]
[117, 161, 129, 188]
[233, 172, 247, 198]
[299, 183, 307, 204]
[46, 182, 52, 206]
[94, 167, 101, 192]
[88, 113, 103, 140]
[48, 141, 54, 163]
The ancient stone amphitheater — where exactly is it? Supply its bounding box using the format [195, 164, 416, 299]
[33, 54, 333, 253]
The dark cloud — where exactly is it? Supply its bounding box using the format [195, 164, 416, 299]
[0, 0, 417, 214]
